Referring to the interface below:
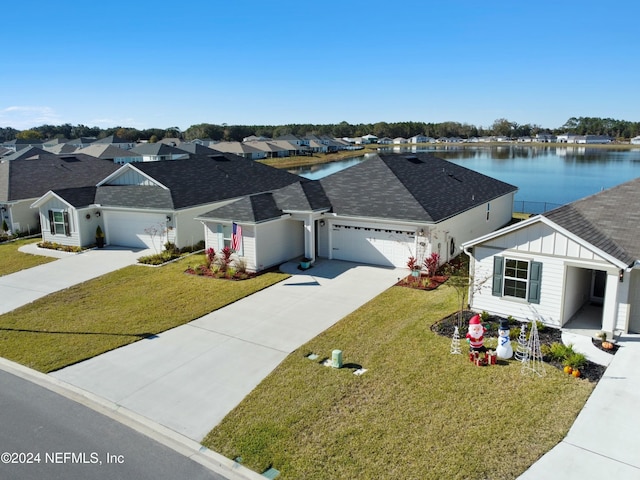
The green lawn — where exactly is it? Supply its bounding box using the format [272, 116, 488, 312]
[203, 286, 594, 479]
[0, 254, 288, 372]
[0, 238, 56, 276]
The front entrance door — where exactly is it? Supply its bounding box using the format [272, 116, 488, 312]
[591, 270, 607, 305]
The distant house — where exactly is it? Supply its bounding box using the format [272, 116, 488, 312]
[535, 133, 557, 143]
[208, 141, 266, 160]
[92, 135, 136, 150]
[248, 141, 291, 158]
[1, 138, 44, 152]
[409, 135, 434, 144]
[577, 135, 612, 144]
[129, 143, 190, 162]
[66, 137, 97, 149]
[361, 134, 378, 144]
[76, 144, 142, 163]
[463, 177, 640, 335]
[377, 137, 393, 145]
[631, 136, 640, 145]
[275, 134, 309, 147]
[393, 137, 408, 144]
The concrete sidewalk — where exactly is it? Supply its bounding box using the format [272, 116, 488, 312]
[0, 245, 150, 315]
[519, 334, 640, 479]
[51, 259, 402, 441]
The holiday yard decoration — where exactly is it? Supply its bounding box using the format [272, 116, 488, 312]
[521, 319, 546, 377]
[514, 324, 529, 362]
[496, 319, 513, 359]
[466, 314, 487, 352]
[450, 326, 461, 354]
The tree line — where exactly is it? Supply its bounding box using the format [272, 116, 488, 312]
[2, 117, 639, 144]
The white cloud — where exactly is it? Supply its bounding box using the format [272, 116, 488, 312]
[0, 105, 62, 129]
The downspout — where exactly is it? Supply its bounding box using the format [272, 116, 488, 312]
[463, 244, 475, 309]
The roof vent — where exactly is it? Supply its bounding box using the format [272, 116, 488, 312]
[406, 156, 424, 164]
[60, 155, 79, 162]
[208, 154, 229, 161]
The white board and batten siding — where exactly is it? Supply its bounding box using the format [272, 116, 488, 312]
[204, 218, 304, 272]
[470, 220, 614, 327]
[39, 197, 81, 247]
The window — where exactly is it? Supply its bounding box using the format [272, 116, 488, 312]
[503, 259, 529, 298]
[486, 202, 490, 221]
[492, 257, 542, 303]
[48, 209, 70, 236]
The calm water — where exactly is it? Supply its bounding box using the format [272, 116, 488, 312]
[289, 146, 640, 212]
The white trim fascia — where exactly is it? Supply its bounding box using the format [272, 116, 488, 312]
[463, 214, 629, 270]
[30, 191, 74, 209]
[195, 213, 291, 225]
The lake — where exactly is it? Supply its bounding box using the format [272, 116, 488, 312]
[288, 145, 640, 213]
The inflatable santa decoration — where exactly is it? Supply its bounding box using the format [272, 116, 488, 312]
[466, 314, 487, 352]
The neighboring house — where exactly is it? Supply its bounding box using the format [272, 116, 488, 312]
[43, 143, 79, 154]
[248, 141, 291, 158]
[361, 134, 378, 144]
[1, 139, 44, 152]
[535, 133, 557, 143]
[76, 144, 142, 163]
[275, 134, 309, 146]
[129, 143, 190, 162]
[174, 143, 222, 156]
[158, 137, 183, 147]
[66, 137, 97, 149]
[393, 137, 408, 144]
[462, 177, 640, 335]
[31, 154, 301, 251]
[209, 142, 266, 160]
[1, 153, 119, 234]
[377, 137, 393, 145]
[2, 146, 49, 161]
[92, 135, 136, 150]
[198, 153, 517, 272]
[409, 135, 434, 144]
[631, 135, 640, 145]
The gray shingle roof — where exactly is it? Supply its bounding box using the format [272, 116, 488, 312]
[114, 154, 302, 209]
[0, 152, 120, 202]
[199, 193, 283, 223]
[272, 180, 331, 212]
[544, 177, 640, 266]
[130, 143, 187, 156]
[319, 153, 518, 222]
[52, 186, 98, 208]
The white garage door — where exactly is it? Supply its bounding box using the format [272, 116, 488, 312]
[104, 211, 167, 249]
[331, 225, 415, 267]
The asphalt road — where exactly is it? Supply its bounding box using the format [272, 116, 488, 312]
[0, 370, 227, 480]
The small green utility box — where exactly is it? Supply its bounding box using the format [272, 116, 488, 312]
[332, 350, 343, 368]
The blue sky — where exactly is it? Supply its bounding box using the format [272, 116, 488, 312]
[1, 1, 638, 131]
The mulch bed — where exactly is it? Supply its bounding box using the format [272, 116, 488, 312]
[396, 274, 449, 290]
[431, 310, 610, 383]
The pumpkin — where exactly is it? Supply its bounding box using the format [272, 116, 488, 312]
[572, 369, 581, 378]
[563, 366, 573, 374]
[602, 341, 614, 350]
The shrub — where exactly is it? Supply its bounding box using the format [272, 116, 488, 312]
[423, 252, 440, 277]
[563, 352, 587, 370]
[406, 256, 418, 270]
[480, 310, 490, 322]
[545, 342, 575, 362]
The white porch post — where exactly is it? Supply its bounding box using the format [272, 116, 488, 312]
[601, 271, 621, 335]
[304, 214, 315, 261]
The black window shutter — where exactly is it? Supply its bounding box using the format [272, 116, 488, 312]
[63, 211, 71, 236]
[48, 210, 55, 235]
[528, 261, 542, 304]
[492, 256, 504, 296]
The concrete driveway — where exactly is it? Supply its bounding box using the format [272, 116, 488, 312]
[519, 334, 640, 479]
[51, 260, 402, 441]
[0, 245, 150, 315]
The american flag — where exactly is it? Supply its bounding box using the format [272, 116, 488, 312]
[232, 223, 242, 252]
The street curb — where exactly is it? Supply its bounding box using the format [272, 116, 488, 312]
[0, 357, 265, 480]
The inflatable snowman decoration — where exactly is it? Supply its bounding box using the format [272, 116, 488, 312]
[466, 314, 487, 352]
[496, 319, 513, 359]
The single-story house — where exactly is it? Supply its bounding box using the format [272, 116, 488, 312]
[462, 177, 640, 335]
[198, 153, 517, 272]
[129, 143, 190, 162]
[631, 135, 640, 145]
[31, 153, 301, 251]
[209, 142, 266, 160]
[1, 152, 119, 234]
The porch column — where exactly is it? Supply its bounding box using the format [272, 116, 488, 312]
[304, 214, 315, 261]
[601, 271, 620, 335]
